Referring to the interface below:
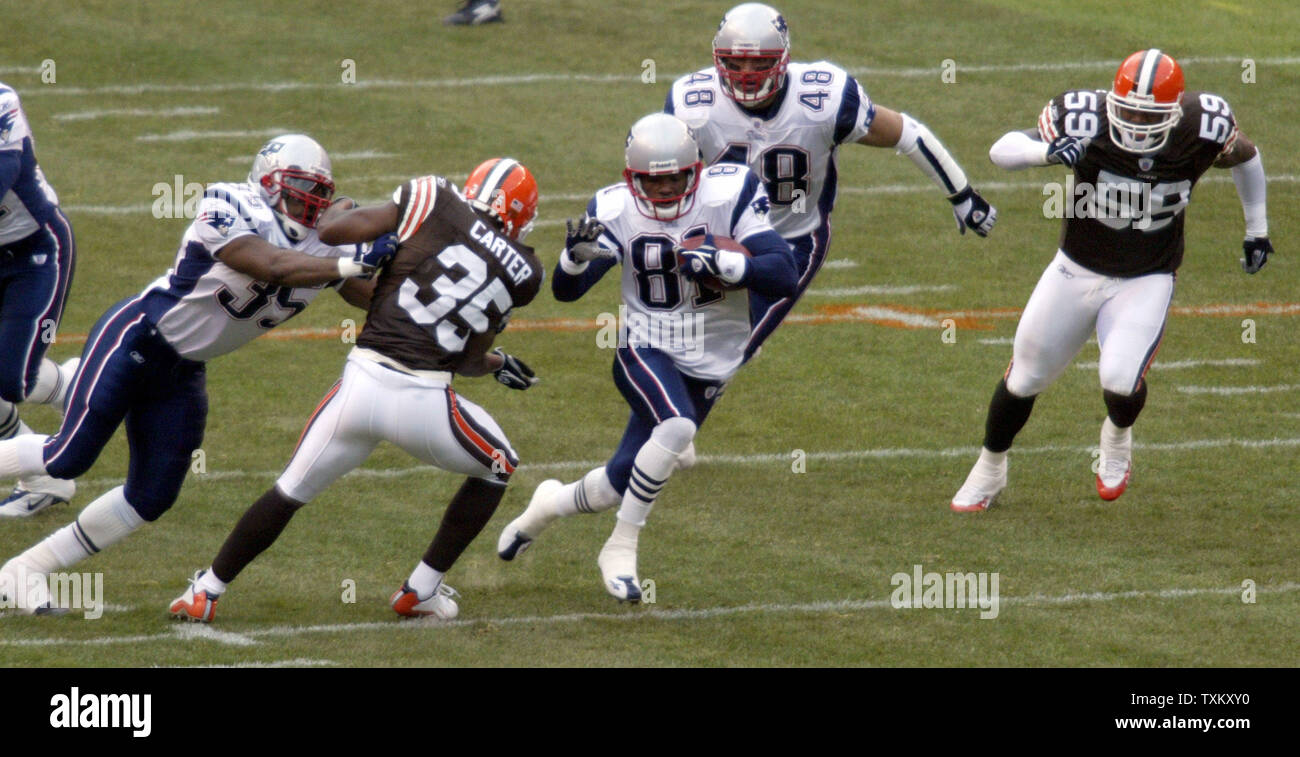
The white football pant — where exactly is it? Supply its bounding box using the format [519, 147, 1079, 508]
[1006, 250, 1173, 398]
[277, 350, 517, 503]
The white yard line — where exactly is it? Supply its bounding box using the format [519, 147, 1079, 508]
[1076, 358, 1260, 370]
[69, 435, 1300, 490]
[21, 56, 1300, 98]
[54, 106, 219, 122]
[1177, 384, 1300, 395]
[808, 284, 955, 297]
[62, 174, 1298, 217]
[136, 128, 289, 143]
[4, 583, 1295, 648]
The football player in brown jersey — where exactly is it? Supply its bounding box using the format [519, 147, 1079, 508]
[170, 158, 544, 621]
[950, 50, 1274, 511]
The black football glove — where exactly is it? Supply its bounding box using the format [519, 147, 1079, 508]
[1242, 236, 1273, 274]
[948, 185, 997, 237]
[1045, 136, 1090, 167]
[565, 217, 616, 264]
[492, 348, 537, 390]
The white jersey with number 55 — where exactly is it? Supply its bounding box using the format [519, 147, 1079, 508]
[588, 164, 776, 381]
[666, 61, 874, 239]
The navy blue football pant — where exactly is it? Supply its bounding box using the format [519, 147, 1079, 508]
[41, 296, 207, 521]
[0, 211, 76, 402]
[604, 346, 724, 495]
[742, 224, 829, 362]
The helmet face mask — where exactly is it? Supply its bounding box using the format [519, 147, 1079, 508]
[1105, 49, 1185, 155]
[250, 135, 334, 241]
[463, 158, 539, 242]
[713, 3, 790, 105]
[623, 113, 703, 222]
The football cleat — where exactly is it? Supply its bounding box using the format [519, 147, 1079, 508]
[169, 570, 221, 623]
[597, 534, 641, 603]
[443, 0, 503, 26]
[390, 582, 459, 620]
[0, 557, 57, 616]
[497, 479, 562, 561]
[0, 475, 76, 518]
[950, 456, 1008, 512]
[1096, 420, 1134, 501]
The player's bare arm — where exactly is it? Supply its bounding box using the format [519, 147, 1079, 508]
[336, 277, 375, 310]
[215, 235, 356, 288]
[1214, 132, 1257, 168]
[318, 201, 400, 245]
[858, 104, 997, 237]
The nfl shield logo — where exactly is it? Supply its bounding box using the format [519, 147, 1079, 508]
[1138, 157, 1154, 171]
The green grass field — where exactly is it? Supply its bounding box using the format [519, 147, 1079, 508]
[1, 0, 1296, 667]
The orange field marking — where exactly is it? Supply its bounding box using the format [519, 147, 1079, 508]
[53, 301, 1300, 345]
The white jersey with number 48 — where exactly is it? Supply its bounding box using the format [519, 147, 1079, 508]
[666, 61, 875, 239]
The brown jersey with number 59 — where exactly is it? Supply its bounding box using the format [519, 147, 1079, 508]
[1038, 89, 1237, 277]
[357, 175, 543, 372]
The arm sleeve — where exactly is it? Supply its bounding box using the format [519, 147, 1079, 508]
[1231, 150, 1268, 238]
[552, 254, 616, 302]
[989, 130, 1051, 170]
[895, 113, 970, 197]
[737, 229, 797, 299]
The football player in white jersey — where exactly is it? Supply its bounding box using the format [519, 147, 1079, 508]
[0, 134, 394, 614]
[950, 50, 1274, 511]
[496, 113, 797, 601]
[0, 82, 80, 516]
[666, 3, 997, 364]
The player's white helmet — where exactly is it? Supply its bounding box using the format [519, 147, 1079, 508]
[713, 3, 791, 104]
[623, 114, 703, 222]
[249, 134, 335, 241]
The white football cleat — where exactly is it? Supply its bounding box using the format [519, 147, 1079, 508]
[0, 557, 59, 615]
[675, 441, 697, 471]
[950, 455, 1007, 512]
[0, 475, 75, 518]
[390, 582, 459, 620]
[497, 479, 562, 561]
[1096, 419, 1133, 501]
[597, 533, 641, 603]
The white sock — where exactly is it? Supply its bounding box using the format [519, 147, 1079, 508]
[610, 517, 641, 545]
[197, 569, 228, 596]
[1101, 417, 1131, 447]
[977, 447, 1007, 471]
[0, 399, 21, 439]
[553, 467, 620, 518]
[615, 417, 696, 528]
[26, 358, 67, 406]
[0, 434, 46, 478]
[407, 561, 444, 599]
[24, 487, 144, 572]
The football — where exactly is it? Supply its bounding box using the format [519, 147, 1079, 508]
[675, 235, 751, 291]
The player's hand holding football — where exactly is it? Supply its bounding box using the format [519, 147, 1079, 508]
[492, 348, 538, 390]
[1046, 136, 1090, 167]
[565, 217, 616, 263]
[949, 185, 997, 237]
[674, 234, 748, 286]
[1242, 236, 1273, 274]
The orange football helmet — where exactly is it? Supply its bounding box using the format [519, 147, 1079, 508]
[1105, 49, 1185, 154]
[462, 158, 539, 241]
